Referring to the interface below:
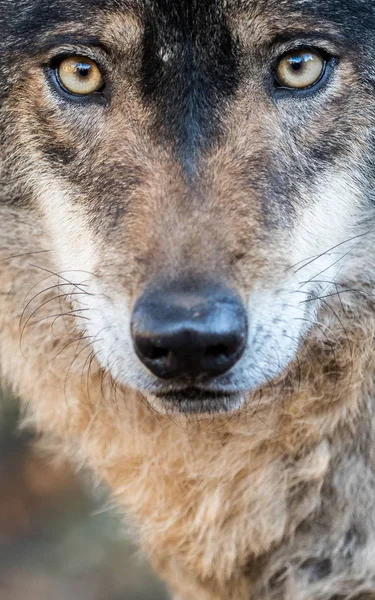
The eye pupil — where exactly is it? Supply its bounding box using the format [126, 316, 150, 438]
[77, 64, 91, 77]
[289, 57, 303, 71]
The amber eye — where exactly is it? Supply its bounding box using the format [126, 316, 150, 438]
[276, 50, 325, 90]
[56, 56, 104, 96]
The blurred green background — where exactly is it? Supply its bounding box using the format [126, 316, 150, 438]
[0, 390, 168, 600]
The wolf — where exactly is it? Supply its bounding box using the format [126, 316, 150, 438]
[1, 0, 375, 598]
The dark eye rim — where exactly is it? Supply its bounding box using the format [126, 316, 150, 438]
[273, 47, 336, 96]
[46, 53, 107, 104]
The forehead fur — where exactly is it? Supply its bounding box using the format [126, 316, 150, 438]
[1, 0, 374, 36]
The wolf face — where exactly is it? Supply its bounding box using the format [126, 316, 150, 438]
[1, 0, 374, 413]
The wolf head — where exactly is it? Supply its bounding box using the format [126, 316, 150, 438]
[1, 0, 374, 413]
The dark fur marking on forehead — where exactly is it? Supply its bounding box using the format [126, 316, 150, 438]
[42, 145, 78, 167]
[141, 0, 238, 176]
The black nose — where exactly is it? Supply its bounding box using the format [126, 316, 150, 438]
[131, 281, 247, 380]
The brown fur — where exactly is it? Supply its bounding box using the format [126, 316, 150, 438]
[1, 203, 375, 599]
[2, 1, 375, 598]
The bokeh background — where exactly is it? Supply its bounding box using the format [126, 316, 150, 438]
[0, 390, 168, 600]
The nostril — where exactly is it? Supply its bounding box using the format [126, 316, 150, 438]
[148, 346, 170, 361]
[206, 344, 231, 359]
[138, 340, 170, 361]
